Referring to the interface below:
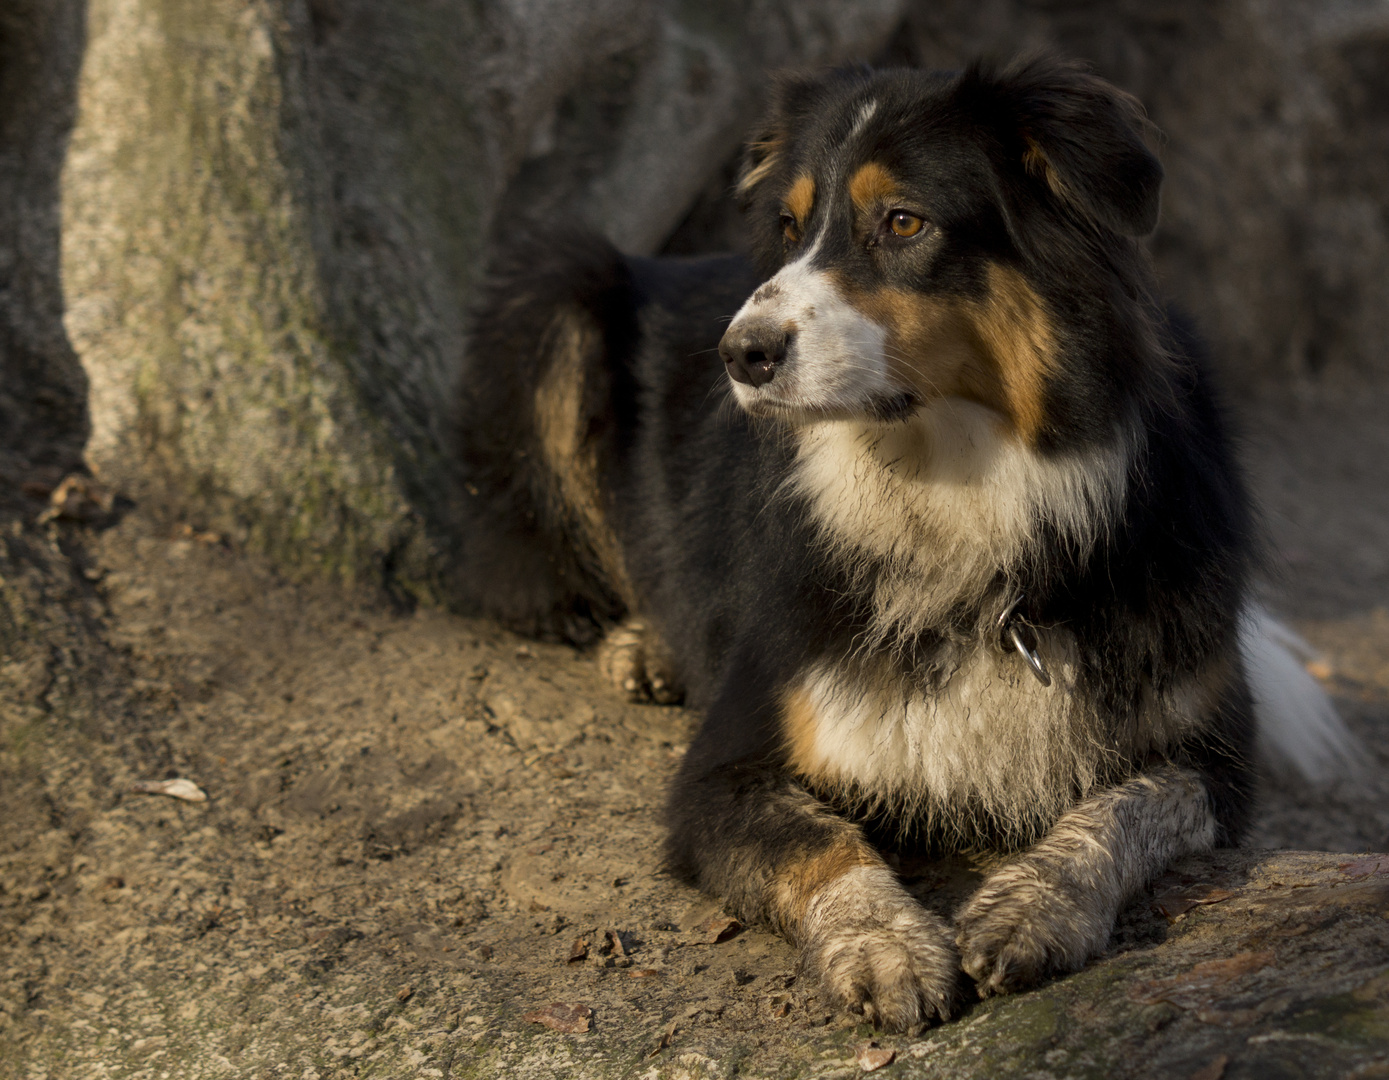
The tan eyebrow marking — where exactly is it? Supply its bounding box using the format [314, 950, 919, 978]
[848, 162, 900, 213]
[785, 173, 816, 224]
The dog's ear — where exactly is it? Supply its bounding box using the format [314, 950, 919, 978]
[961, 56, 1163, 237]
[736, 67, 874, 207]
[736, 73, 820, 205]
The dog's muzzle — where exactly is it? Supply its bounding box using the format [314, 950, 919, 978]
[719, 320, 788, 388]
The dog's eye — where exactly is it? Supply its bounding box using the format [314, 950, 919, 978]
[889, 211, 924, 238]
[780, 213, 801, 243]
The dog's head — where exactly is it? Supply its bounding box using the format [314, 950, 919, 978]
[719, 57, 1163, 446]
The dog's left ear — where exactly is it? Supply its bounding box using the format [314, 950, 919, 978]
[962, 56, 1163, 237]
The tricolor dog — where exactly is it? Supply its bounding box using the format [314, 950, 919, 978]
[462, 57, 1349, 1031]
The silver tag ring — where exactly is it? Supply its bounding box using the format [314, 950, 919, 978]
[1007, 624, 1052, 688]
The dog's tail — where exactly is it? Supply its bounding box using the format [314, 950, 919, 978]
[1241, 605, 1365, 787]
[459, 231, 637, 642]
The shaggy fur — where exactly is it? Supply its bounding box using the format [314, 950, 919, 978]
[461, 57, 1298, 1030]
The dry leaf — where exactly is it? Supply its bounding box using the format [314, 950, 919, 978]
[603, 929, 627, 957]
[646, 1018, 678, 1058]
[629, 968, 661, 979]
[566, 937, 589, 963]
[396, 985, 414, 1003]
[523, 1002, 591, 1033]
[692, 915, 741, 944]
[856, 1044, 896, 1072]
[130, 778, 208, 803]
[175, 522, 223, 545]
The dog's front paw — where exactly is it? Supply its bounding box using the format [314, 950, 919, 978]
[954, 859, 1115, 996]
[801, 865, 961, 1033]
[597, 619, 682, 704]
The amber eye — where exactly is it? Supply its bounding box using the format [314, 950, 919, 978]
[780, 212, 801, 243]
[889, 211, 924, 238]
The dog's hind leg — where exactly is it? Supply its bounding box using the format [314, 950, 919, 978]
[954, 764, 1216, 995]
[667, 757, 961, 1033]
[597, 618, 683, 704]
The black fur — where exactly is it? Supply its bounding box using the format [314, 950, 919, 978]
[462, 57, 1259, 1025]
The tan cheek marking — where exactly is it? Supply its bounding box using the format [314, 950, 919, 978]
[768, 835, 880, 934]
[964, 264, 1057, 443]
[834, 266, 1057, 443]
[832, 278, 982, 406]
[785, 173, 816, 227]
[848, 161, 899, 215]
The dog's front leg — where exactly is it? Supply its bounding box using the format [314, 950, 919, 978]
[955, 764, 1217, 995]
[667, 759, 960, 1032]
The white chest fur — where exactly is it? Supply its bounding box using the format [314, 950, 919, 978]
[789, 399, 1128, 648]
[778, 399, 1173, 844]
[785, 636, 1096, 846]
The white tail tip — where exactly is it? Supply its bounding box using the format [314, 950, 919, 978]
[1242, 605, 1365, 788]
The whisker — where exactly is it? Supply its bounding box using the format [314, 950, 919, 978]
[703, 375, 734, 410]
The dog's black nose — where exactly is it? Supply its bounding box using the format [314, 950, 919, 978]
[719, 322, 787, 388]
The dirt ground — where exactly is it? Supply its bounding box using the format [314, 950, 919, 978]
[0, 385, 1387, 1079]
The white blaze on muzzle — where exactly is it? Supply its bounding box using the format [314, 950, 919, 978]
[722, 250, 896, 417]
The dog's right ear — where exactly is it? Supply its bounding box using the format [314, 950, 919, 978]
[735, 73, 822, 207]
[736, 67, 873, 207]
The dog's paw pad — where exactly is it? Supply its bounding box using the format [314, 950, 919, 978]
[597, 619, 683, 704]
[954, 868, 1108, 996]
